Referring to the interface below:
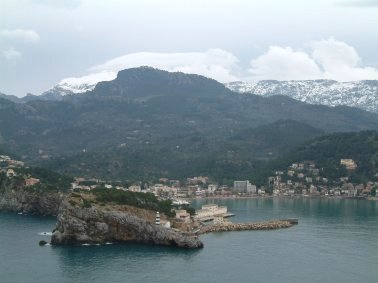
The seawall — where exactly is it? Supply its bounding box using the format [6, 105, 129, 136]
[199, 220, 295, 234]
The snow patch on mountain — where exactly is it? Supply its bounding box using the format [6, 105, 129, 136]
[226, 80, 378, 113]
[57, 71, 117, 94]
[40, 71, 117, 98]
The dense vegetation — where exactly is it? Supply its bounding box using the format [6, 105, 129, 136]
[89, 188, 174, 216]
[16, 166, 73, 192]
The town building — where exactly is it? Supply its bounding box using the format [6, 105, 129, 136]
[25, 178, 40, 186]
[233, 180, 256, 194]
[340, 159, 357, 171]
[194, 204, 227, 220]
[175, 210, 191, 223]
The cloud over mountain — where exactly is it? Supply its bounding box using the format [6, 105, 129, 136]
[54, 38, 378, 91]
[89, 49, 240, 83]
[247, 38, 378, 81]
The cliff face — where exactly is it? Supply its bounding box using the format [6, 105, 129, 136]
[51, 198, 204, 249]
[0, 185, 63, 216]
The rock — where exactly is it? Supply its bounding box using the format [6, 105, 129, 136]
[0, 182, 64, 216]
[39, 240, 48, 246]
[51, 199, 203, 249]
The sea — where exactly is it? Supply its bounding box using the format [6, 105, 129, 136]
[0, 197, 377, 283]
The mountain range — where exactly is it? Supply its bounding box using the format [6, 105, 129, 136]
[226, 80, 378, 113]
[0, 67, 378, 182]
[3, 71, 378, 114]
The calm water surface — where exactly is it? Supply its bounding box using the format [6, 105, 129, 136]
[0, 198, 377, 283]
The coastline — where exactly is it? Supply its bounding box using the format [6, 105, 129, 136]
[186, 195, 372, 201]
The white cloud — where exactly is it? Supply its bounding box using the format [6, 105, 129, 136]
[246, 38, 378, 81]
[89, 49, 240, 83]
[0, 29, 40, 42]
[309, 37, 378, 81]
[55, 39, 378, 91]
[248, 46, 323, 81]
[2, 47, 22, 60]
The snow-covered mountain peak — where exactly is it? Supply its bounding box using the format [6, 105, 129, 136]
[56, 71, 117, 94]
[226, 80, 378, 113]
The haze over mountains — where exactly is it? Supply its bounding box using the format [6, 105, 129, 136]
[1, 67, 378, 181]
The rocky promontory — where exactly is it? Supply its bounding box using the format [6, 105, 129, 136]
[0, 182, 64, 216]
[51, 193, 204, 249]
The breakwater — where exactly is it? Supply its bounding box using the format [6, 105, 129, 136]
[198, 220, 296, 234]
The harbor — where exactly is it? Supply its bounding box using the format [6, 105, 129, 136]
[189, 202, 298, 235]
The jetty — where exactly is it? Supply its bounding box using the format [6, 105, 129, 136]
[198, 219, 297, 234]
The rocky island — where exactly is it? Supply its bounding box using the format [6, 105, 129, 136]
[51, 192, 203, 249]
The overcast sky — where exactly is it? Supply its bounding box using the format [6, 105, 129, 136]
[1, 0, 378, 97]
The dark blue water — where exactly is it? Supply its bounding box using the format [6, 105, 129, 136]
[1, 198, 377, 283]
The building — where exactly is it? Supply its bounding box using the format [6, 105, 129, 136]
[287, 170, 295, 177]
[25, 178, 40, 186]
[233, 180, 256, 194]
[6, 169, 16, 177]
[340, 159, 357, 171]
[194, 204, 227, 220]
[257, 188, 266, 195]
[128, 185, 141, 192]
[175, 210, 191, 223]
[207, 184, 218, 194]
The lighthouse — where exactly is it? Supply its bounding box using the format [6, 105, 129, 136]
[155, 211, 160, 225]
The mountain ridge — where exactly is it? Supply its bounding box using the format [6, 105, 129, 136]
[226, 80, 378, 113]
[1, 67, 378, 181]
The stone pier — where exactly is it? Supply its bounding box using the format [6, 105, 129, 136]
[198, 220, 296, 234]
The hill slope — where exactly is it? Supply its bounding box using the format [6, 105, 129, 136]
[251, 131, 378, 185]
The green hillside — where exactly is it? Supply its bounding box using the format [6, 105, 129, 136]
[251, 131, 378, 186]
[1, 68, 378, 182]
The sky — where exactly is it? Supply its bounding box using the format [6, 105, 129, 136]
[1, 0, 378, 97]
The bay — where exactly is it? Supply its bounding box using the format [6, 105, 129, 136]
[0, 198, 377, 283]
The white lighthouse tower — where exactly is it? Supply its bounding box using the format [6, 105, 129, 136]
[155, 211, 160, 225]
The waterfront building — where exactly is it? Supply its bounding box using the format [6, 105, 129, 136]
[194, 204, 227, 220]
[207, 184, 218, 194]
[233, 180, 255, 194]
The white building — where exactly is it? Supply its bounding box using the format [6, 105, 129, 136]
[128, 185, 142, 192]
[194, 204, 227, 220]
[233, 180, 256, 194]
[6, 169, 16, 177]
[207, 184, 218, 194]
